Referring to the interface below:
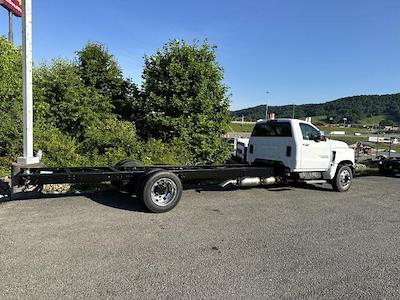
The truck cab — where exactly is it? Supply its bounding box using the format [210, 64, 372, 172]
[246, 119, 355, 190]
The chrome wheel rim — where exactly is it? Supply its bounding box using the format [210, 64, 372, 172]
[150, 178, 177, 207]
[339, 169, 351, 188]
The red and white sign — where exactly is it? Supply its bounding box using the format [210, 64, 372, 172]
[0, 0, 22, 17]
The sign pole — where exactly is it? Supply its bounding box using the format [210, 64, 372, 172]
[17, 0, 38, 165]
[8, 10, 13, 44]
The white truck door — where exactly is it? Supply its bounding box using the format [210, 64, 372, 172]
[298, 123, 331, 170]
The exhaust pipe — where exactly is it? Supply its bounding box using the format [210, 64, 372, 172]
[220, 177, 278, 188]
[239, 177, 277, 186]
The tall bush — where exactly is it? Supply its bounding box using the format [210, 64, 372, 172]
[134, 40, 231, 163]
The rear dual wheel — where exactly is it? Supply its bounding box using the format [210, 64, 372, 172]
[140, 171, 183, 213]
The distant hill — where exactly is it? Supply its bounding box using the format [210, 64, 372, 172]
[231, 94, 400, 125]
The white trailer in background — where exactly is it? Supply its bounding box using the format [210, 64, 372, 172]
[368, 137, 399, 144]
[330, 131, 346, 135]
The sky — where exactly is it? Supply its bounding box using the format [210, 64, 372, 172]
[1, 0, 399, 110]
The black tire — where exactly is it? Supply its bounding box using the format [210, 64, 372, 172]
[331, 165, 353, 192]
[140, 171, 183, 213]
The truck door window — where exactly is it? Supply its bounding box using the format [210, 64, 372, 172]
[251, 122, 292, 137]
[300, 123, 319, 140]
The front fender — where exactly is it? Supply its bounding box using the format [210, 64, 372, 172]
[323, 148, 355, 180]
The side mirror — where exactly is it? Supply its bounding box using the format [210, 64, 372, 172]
[314, 131, 326, 142]
[320, 131, 327, 141]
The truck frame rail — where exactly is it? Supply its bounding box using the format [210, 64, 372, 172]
[17, 163, 285, 186]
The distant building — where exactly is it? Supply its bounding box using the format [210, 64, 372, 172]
[383, 126, 400, 132]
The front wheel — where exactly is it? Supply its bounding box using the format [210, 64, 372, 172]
[140, 171, 183, 213]
[331, 165, 353, 192]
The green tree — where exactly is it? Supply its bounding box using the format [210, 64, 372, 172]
[81, 116, 141, 165]
[0, 37, 23, 160]
[0, 38, 233, 174]
[76, 42, 139, 120]
[135, 40, 231, 163]
[33, 49, 142, 167]
[34, 59, 109, 138]
[379, 119, 395, 127]
[231, 93, 400, 124]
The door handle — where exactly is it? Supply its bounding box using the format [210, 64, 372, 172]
[302, 143, 309, 146]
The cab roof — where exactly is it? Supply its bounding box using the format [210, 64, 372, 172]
[256, 118, 307, 124]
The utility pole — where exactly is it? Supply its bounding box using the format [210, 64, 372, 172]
[265, 91, 270, 119]
[8, 10, 13, 44]
[375, 125, 379, 158]
[17, 0, 39, 165]
[388, 138, 393, 159]
[292, 104, 295, 119]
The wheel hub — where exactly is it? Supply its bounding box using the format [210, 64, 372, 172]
[150, 178, 177, 207]
[339, 169, 351, 187]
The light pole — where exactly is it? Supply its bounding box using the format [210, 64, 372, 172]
[8, 10, 13, 44]
[17, 0, 39, 165]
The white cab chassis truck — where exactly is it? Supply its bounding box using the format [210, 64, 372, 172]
[14, 119, 355, 213]
[245, 118, 355, 192]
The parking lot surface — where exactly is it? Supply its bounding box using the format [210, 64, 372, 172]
[0, 176, 399, 299]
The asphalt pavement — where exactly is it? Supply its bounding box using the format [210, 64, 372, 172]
[0, 176, 399, 299]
